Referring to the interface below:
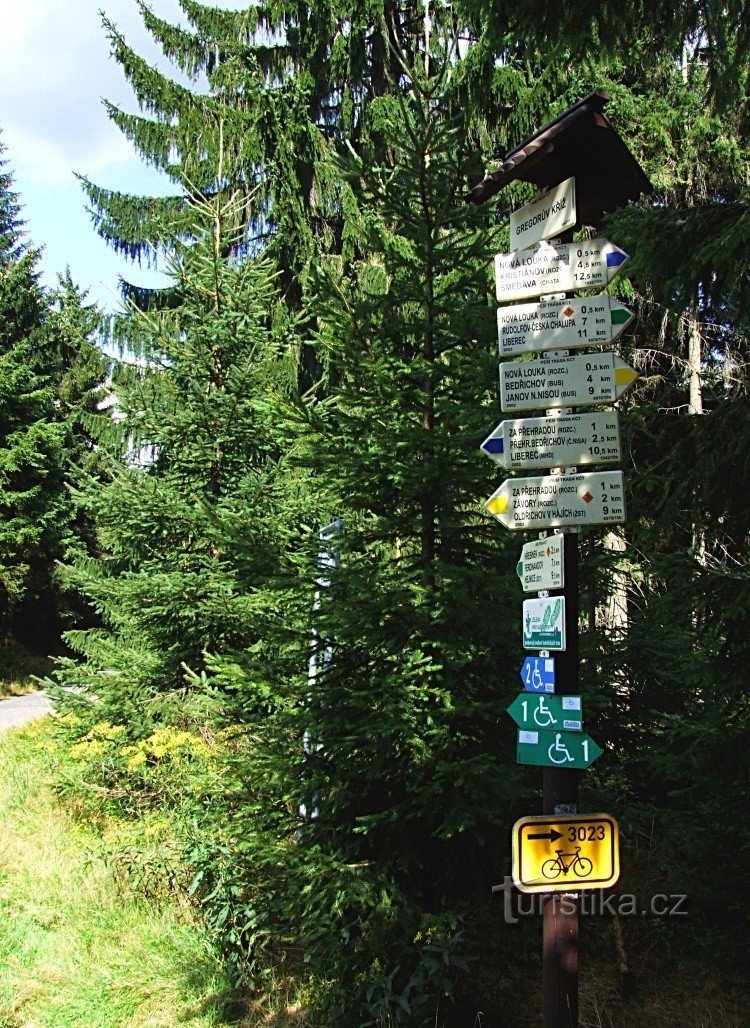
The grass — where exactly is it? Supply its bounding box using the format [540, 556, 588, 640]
[0, 721, 250, 1028]
[0, 642, 54, 698]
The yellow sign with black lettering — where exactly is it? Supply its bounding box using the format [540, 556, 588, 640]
[512, 813, 620, 893]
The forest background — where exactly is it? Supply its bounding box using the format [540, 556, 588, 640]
[0, 0, 748, 1024]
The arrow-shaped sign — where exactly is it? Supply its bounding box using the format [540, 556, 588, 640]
[517, 729, 603, 769]
[486, 470, 626, 531]
[499, 352, 638, 414]
[481, 411, 621, 470]
[497, 295, 634, 357]
[507, 693, 583, 732]
[517, 534, 564, 592]
[520, 656, 556, 693]
[495, 238, 629, 302]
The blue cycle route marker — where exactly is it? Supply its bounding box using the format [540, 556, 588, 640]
[520, 656, 555, 694]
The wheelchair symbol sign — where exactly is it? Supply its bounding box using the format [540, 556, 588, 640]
[507, 693, 582, 732]
[520, 656, 555, 694]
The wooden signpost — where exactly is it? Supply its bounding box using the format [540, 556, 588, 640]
[468, 88, 652, 1028]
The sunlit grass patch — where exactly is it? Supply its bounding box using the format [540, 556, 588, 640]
[0, 723, 244, 1027]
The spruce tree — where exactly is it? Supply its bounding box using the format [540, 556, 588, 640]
[192, 64, 529, 1022]
[0, 142, 106, 647]
[54, 188, 297, 735]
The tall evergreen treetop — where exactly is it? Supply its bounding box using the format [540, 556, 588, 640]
[0, 141, 24, 262]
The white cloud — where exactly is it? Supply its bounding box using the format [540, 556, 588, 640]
[0, 0, 185, 182]
[0, 0, 247, 309]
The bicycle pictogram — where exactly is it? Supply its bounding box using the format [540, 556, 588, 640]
[541, 846, 593, 880]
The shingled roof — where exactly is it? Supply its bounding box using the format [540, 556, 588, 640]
[466, 89, 653, 225]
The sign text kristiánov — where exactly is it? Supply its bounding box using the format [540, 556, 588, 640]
[494, 238, 629, 302]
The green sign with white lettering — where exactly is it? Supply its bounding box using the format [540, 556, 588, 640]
[517, 729, 602, 769]
[507, 693, 583, 732]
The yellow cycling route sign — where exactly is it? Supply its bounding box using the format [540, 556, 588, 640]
[512, 813, 620, 893]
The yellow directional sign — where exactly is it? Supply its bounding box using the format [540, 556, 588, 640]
[512, 813, 620, 893]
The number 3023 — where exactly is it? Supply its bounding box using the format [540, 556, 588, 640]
[568, 825, 606, 842]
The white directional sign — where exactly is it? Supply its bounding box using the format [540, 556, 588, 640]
[523, 596, 566, 650]
[499, 352, 638, 414]
[485, 471, 626, 530]
[494, 239, 629, 302]
[481, 412, 621, 470]
[497, 295, 634, 358]
[517, 534, 564, 592]
[510, 178, 576, 251]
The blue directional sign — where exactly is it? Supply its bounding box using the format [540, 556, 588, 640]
[520, 656, 556, 694]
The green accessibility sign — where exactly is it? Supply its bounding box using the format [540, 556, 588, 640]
[522, 596, 566, 651]
[517, 729, 603, 769]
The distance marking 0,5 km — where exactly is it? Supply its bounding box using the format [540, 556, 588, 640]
[494, 238, 629, 302]
[497, 295, 634, 358]
[499, 352, 638, 414]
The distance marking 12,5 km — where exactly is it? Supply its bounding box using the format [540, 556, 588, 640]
[494, 238, 629, 302]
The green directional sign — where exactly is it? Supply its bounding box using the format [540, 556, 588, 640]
[507, 693, 583, 732]
[517, 729, 602, 769]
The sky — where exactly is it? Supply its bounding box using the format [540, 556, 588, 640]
[0, 0, 242, 311]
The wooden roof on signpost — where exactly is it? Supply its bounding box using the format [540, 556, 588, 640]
[465, 89, 652, 224]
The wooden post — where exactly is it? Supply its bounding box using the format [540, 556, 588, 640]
[542, 227, 579, 1027]
[542, 530, 580, 1027]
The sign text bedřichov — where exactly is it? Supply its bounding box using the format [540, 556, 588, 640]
[499, 353, 638, 414]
